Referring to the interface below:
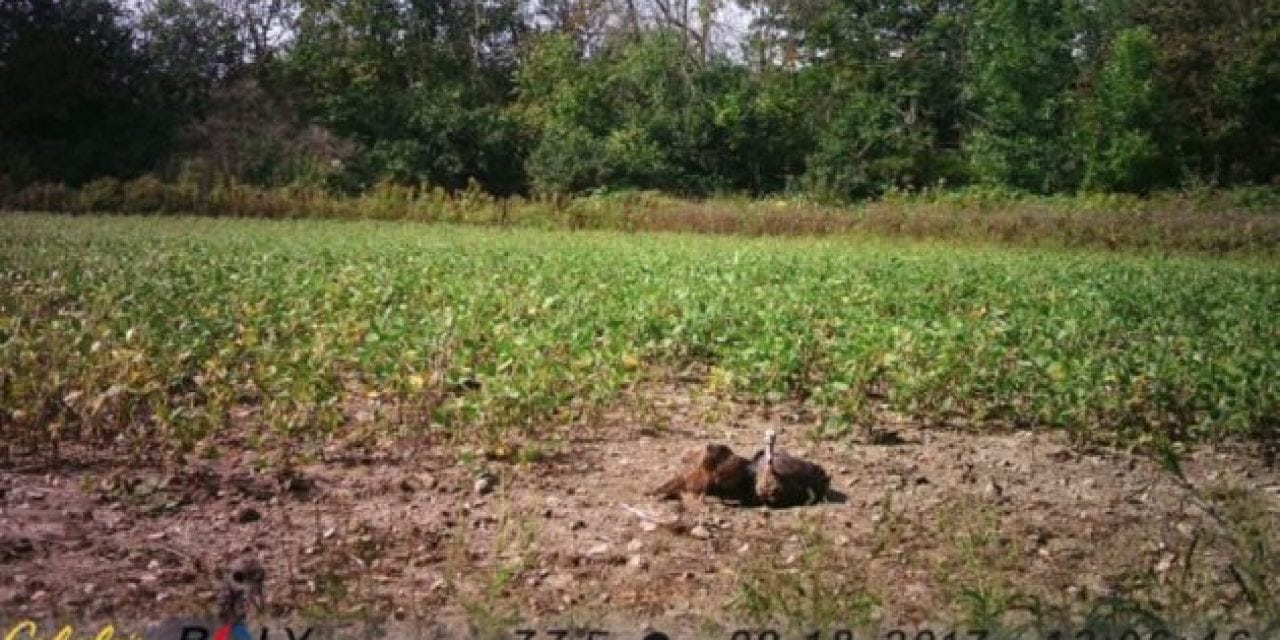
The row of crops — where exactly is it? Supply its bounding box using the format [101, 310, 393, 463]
[2, 213, 1278, 456]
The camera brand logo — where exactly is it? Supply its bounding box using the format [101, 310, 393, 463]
[3, 621, 140, 640]
[164, 625, 312, 640]
[3, 621, 312, 640]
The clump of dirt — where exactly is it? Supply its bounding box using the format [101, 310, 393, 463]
[2, 377, 1278, 637]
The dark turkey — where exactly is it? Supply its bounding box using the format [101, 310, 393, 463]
[649, 443, 756, 504]
[144, 556, 265, 640]
[217, 556, 266, 622]
[751, 429, 830, 507]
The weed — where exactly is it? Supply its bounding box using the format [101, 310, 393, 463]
[731, 515, 881, 633]
[442, 488, 541, 640]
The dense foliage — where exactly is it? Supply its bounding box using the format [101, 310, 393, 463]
[0, 0, 1277, 201]
[3, 214, 1278, 458]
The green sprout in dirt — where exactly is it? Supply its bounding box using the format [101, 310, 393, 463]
[731, 515, 881, 633]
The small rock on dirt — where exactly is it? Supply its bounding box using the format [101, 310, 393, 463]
[234, 507, 261, 524]
[474, 475, 496, 496]
[689, 525, 710, 540]
[285, 475, 313, 495]
[1047, 448, 1073, 463]
[0, 536, 35, 560]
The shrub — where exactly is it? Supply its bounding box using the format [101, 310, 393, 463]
[79, 177, 124, 212]
[122, 175, 168, 213]
[525, 126, 606, 195]
[1227, 185, 1280, 210]
[11, 182, 70, 212]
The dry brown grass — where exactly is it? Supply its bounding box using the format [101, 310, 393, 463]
[6, 178, 1280, 253]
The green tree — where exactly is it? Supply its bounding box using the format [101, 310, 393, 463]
[516, 29, 807, 196]
[287, 0, 526, 192]
[0, 0, 172, 185]
[1078, 27, 1172, 192]
[794, 0, 971, 200]
[964, 0, 1076, 193]
[137, 0, 246, 119]
[1129, 0, 1280, 185]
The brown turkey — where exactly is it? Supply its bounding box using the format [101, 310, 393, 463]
[649, 443, 756, 504]
[751, 429, 830, 507]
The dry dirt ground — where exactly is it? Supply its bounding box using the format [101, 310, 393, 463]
[2, 377, 1279, 639]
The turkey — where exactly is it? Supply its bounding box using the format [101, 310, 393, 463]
[144, 556, 265, 640]
[751, 429, 830, 507]
[649, 443, 756, 504]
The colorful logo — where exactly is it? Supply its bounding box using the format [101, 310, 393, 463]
[3, 620, 140, 640]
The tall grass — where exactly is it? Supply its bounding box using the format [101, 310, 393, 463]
[5, 177, 1280, 254]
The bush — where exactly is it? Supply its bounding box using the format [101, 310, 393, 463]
[79, 177, 124, 212]
[526, 126, 606, 195]
[1078, 28, 1175, 193]
[1227, 186, 1280, 210]
[122, 175, 168, 213]
[11, 182, 70, 212]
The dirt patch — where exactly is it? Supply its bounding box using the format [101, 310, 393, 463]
[2, 378, 1278, 637]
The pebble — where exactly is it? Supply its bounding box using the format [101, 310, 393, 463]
[474, 475, 496, 496]
[689, 525, 711, 540]
[234, 507, 261, 524]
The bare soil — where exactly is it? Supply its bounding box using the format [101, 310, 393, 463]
[2, 377, 1278, 638]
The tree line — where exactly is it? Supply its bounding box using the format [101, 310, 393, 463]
[1, 0, 1277, 202]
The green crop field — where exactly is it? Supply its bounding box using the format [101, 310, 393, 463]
[2, 213, 1278, 457]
